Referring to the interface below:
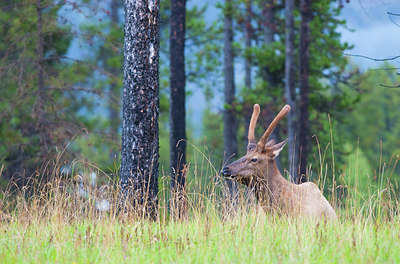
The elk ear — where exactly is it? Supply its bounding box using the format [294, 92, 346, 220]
[265, 139, 276, 148]
[270, 139, 288, 159]
[247, 142, 257, 153]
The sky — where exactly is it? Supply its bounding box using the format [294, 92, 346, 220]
[339, 0, 400, 70]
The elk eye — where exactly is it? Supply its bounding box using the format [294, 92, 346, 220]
[250, 158, 258, 163]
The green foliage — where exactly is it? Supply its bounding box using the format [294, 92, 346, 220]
[0, 0, 396, 209]
[339, 65, 400, 181]
[158, 0, 223, 173]
[201, 108, 224, 165]
[0, 0, 92, 179]
[68, 1, 124, 173]
[228, 0, 359, 183]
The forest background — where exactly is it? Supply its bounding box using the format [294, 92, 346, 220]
[0, 0, 400, 199]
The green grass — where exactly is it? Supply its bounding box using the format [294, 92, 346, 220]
[0, 144, 399, 263]
[1, 212, 399, 263]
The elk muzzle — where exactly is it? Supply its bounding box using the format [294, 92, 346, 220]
[221, 157, 246, 180]
[222, 166, 234, 179]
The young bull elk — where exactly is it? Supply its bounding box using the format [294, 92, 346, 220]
[222, 104, 337, 220]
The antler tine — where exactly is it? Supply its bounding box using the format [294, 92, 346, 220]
[248, 104, 260, 144]
[256, 104, 291, 150]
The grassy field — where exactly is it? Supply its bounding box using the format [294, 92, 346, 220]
[1, 208, 399, 263]
[1, 146, 399, 263]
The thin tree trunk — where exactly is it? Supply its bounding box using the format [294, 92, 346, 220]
[262, 0, 274, 59]
[119, 0, 160, 219]
[299, 0, 311, 183]
[284, 0, 298, 182]
[245, 0, 252, 92]
[111, 0, 119, 25]
[35, 0, 50, 159]
[109, 0, 120, 159]
[262, 0, 281, 169]
[169, 0, 187, 219]
[243, 0, 253, 150]
[223, 0, 238, 202]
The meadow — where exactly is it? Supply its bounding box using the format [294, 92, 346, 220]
[0, 145, 399, 264]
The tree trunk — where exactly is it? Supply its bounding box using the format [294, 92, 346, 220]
[35, 0, 50, 160]
[284, 0, 298, 182]
[109, 0, 121, 160]
[299, 0, 311, 183]
[261, 0, 281, 169]
[109, 0, 121, 155]
[169, 0, 187, 218]
[245, 0, 252, 92]
[243, 0, 253, 150]
[119, 0, 160, 219]
[223, 0, 238, 202]
[110, 0, 119, 28]
[262, 0, 274, 56]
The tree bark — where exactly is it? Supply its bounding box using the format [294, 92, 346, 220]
[284, 0, 298, 182]
[35, 0, 50, 160]
[223, 0, 238, 201]
[262, 0, 274, 56]
[169, 0, 187, 218]
[109, 0, 121, 159]
[243, 0, 253, 149]
[299, 0, 311, 183]
[261, 0, 281, 169]
[119, 0, 160, 219]
[244, 0, 252, 92]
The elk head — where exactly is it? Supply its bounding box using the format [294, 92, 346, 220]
[222, 104, 291, 186]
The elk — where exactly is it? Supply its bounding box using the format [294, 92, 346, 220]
[222, 104, 337, 220]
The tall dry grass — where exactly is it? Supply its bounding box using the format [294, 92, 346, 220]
[0, 138, 399, 263]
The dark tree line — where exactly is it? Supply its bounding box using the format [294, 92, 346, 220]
[220, 0, 353, 185]
[0, 0, 86, 183]
[119, 0, 355, 216]
[0, 0, 360, 218]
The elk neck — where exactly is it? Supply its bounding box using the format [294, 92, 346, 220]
[251, 160, 293, 206]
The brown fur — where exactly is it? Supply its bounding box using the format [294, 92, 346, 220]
[223, 104, 337, 220]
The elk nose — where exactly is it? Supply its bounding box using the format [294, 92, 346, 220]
[222, 167, 230, 176]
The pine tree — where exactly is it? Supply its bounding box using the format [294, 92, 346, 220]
[0, 0, 85, 183]
[223, 0, 356, 188]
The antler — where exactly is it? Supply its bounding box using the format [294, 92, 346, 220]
[256, 104, 291, 151]
[248, 104, 260, 144]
